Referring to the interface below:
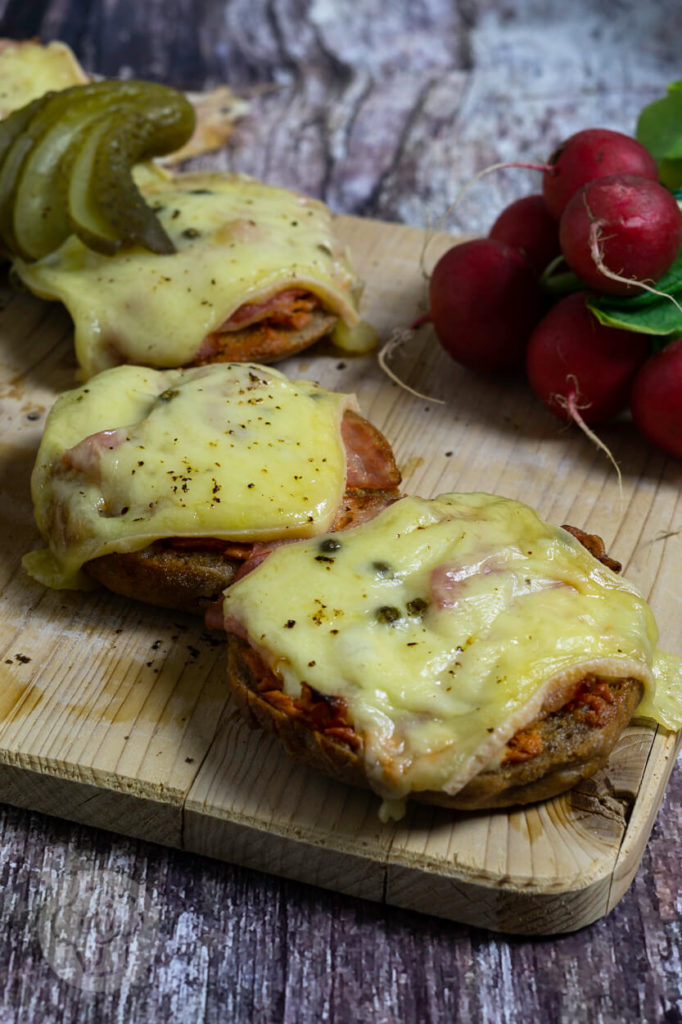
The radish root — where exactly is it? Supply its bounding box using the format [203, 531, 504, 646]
[585, 203, 682, 314]
[555, 376, 623, 495]
[419, 159, 552, 277]
[378, 326, 444, 403]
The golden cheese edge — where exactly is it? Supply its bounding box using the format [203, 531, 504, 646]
[22, 362, 355, 589]
[220, 492, 682, 803]
[0, 39, 89, 116]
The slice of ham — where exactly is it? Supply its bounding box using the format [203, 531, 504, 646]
[341, 409, 401, 491]
[60, 427, 128, 482]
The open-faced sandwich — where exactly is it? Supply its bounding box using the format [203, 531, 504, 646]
[0, 40, 367, 379]
[14, 169, 365, 380]
[214, 492, 682, 817]
[22, 362, 401, 613]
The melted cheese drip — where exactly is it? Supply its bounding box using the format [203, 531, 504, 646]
[222, 493, 682, 801]
[23, 363, 352, 589]
[15, 172, 362, 380]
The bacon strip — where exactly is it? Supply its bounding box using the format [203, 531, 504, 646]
[218, 289, 317, 332]
[193, 290, 333, 364]
[240, 645, 362, 751]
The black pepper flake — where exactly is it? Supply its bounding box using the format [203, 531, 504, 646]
[372, 561, 393, 577]
[319, 537, 341, 553]
[315, 554, 335, 563]
[285, 619, 296, 628]
[182, 227, 201, 238]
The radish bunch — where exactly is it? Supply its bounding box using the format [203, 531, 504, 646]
[426, 126, 682, 458]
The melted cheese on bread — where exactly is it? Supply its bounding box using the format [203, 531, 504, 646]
[23, 362, 353, 589]
[15, 172, 362, 380]
[221, 493, 682, 803]
[0, 39, 88, 117]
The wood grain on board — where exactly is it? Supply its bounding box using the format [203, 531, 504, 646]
[0, 215, 681, 935]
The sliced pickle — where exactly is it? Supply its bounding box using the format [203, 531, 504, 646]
[63, 116, 125, 255]
[64, 105, 179, 255]
[86, 104, 195, 253]
[0, 95, 55, 253]
[11, 81, 181, 260]
[0, 80, 195, 259]
[0, 93, 52, 166]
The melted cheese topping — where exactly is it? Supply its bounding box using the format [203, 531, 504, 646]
[222, 493, 682, 801]
[0, 40, 88, 117]
[15, 172, 362, 380]
[23, 362, 353, 589]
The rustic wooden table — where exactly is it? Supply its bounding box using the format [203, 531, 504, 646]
[1, 1, 682, 1021]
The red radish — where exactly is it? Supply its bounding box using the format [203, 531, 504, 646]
[630, 339, 682, 457]
[428, 238, 544, 373]
[526, 291, 651, 426]
[559, 174, 682, 296]
[489, 194, 560, 275]
[542, 128, 659, 219]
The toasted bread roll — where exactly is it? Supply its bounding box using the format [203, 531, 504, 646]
[23, 363, 401, 613]
[227, 635, 643, 809]
[218, 493, 682, 816]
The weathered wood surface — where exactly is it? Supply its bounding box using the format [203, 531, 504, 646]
[1, 0, 682, 1021]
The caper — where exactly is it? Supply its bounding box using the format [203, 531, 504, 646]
[406, 597, 429, 616]
[376, 605, 401, 624]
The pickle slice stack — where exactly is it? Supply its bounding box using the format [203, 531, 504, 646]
[0, 79, 195, 260]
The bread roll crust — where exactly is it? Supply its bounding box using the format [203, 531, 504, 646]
[226, 633, 643, 810]
[85, 544, 241, 614]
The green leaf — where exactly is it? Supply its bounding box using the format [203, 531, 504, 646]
[588, 295, 682, 336]
[637, 87, 682, 163]
[659, 158, 682, 190]
[587, 245, 682, 336]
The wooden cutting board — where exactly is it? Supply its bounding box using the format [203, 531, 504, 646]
[1, 215, 680, 936]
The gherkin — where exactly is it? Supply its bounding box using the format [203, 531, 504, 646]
[0, 79, 195, 260]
